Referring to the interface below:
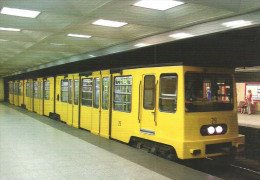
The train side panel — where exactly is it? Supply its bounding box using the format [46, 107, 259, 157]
[44, 77, 54, 117]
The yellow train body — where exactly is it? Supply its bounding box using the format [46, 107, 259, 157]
[8, 65, 245, 160]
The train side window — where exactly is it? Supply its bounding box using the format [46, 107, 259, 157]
[44, 81, 50, 100]
[14, 83, 18, 95]
[143, 75, 155, 110]
[113, 76, 132, 113]
[93, 78, 100, 108]
[102, 77, 109, 110]
[26, 82, 30, 97]
[18, 83, 22, 96]
[39, 82, 43, 99]
[82, 78, 92, 107]
[159, 74, 177, 113]
[30, 82, 33, 98]
[61, 80, 68, 102]
[74, 79, 79, 105]
[34, 82, 38, 99]
[68, 79, 73, 104]
[9, 83, 13, 94]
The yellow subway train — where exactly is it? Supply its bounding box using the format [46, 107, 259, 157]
[8, 64, 245, 160]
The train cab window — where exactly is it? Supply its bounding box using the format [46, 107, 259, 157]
[74, 79, 79, 105]
[26, 82, 30, 97]
[93, 78, 100, 108]
[34, 82, 38, 99]
[44, 81, 50, 100]
[159, 74, 177, 113]
[102, 77, 109, 110]
[61, 80, 68, 102]
[68, 79, 73, 104]
[18, 83, 22, 96]
[114, 76, 132, 112]
[82, 78, 92, 107]
[143, 75, 155, 110]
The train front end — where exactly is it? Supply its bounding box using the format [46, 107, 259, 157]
[180, 66, 245, 160]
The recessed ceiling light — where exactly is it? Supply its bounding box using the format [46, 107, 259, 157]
[0, 27, 20, 32]
[134, 0, 184, 11]
[0, 39, 9, 42]
[92, 19, 128, 27]
[169, 32, 193, 39]
[89, 55, 95, 57]
[134, 43, 151, 47]
[222, 20, 252, 28]
[1, 7, 40, 18]
[50, 43, 65, 46]
[67, 34, 91, 38]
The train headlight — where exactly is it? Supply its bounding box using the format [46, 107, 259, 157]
[216, 126, 223, 134]
[207, 126, 215, 135]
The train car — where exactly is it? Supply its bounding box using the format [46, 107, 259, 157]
[18, 80, 24, 107]
[43, 77, 55, 117]
[14, 81, 19, 106]
[11, 64, 245, 161]
[8, 81, 14, 104]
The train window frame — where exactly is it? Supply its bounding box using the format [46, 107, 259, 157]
[93, 78, 100, 109]
[26, 82, 30, 97]
[18, 83, 22, 96]
[68, 79, 73, 104]
[61, 79, 69, 103]
[81, 78, 93, 107]
[44, 81, 50, 100]
[143, 75, 155, 110]
[159, 74, 178, 113]
[74, 79, 79, 105]
[102, 77, 109, 110]
[113, 75, 132, 113]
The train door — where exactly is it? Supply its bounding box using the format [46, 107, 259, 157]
[38, 79, 44, 115]
[80, 75, 93, 130]
[91, 71, 101, 135]
[140, 74, 157, 135]
[18, 81, 23, 107]
[100, 70, 110, 139]
[67, 75, 73, 126]
[44, 77, 54, 117]
[72, 75, 79, 128]
[55, 76, 68, 122]
[33, 80, 38, 113]
[14, 81, 19, 106]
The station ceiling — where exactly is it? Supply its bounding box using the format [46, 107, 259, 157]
[1, 0, 260, 77]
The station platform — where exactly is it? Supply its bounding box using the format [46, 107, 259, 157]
[0, 103, 220, 180]
[238, 112, 260, 129]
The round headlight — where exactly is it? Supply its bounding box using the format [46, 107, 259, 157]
[216, 126, 223, 134]
[207, 126, 215, 135]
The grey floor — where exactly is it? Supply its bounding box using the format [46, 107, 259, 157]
[0, 102, 220, 180]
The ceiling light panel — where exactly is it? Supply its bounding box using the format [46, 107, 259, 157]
[0, 39, 9, 42]
[134, 0, 184, 11]
[67, 34, 91, 38]
[92, 19, 128, 27]
[169, 32, 193, 39]
[1, 7, 40, 18]
[222, 20, 252, 28]
[134, 43, 151, 47]
[0, 27, 21, 32]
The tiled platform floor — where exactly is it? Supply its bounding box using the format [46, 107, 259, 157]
[238, 112, 260, 129]
[0, 103, 220, 180]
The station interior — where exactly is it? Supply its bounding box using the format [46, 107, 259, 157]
[0, 0, 260, 179]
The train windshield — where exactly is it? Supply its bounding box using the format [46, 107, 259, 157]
[185, 73, 234, 112]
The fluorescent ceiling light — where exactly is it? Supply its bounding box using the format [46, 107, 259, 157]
[0, 39, 9, 42]
[222, 20, 252, 28]
[134, 43, 151, 47]
[169, 32, 193, 39]
[67, 34, 91, 38]
[50, 43, 65, 46]
[0, 27, 20, 32]
[1, 7, 40, 18]
[134, 0, 184, 11]
[89, 55, 96, 57]
[92, 19, 128, 27]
